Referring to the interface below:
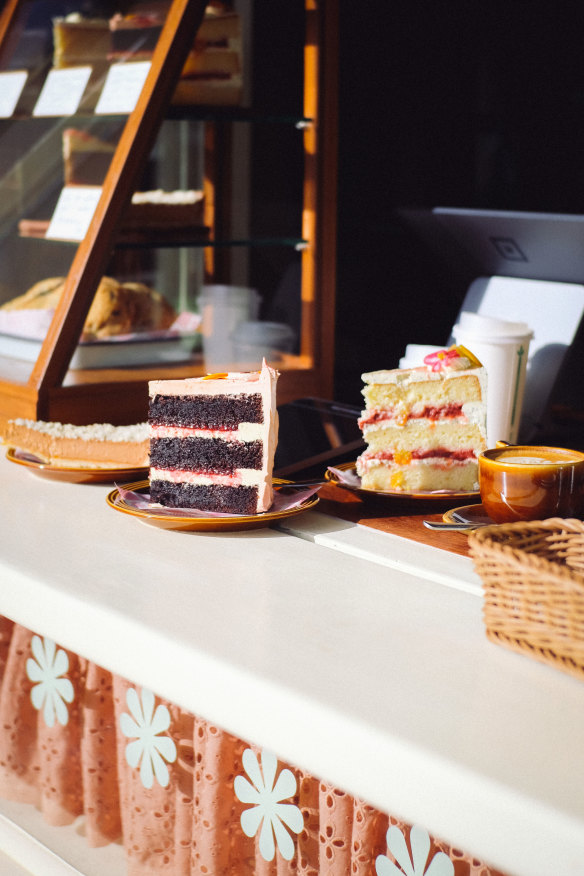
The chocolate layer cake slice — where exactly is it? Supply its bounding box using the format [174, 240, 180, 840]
[148, 361, 279, 514]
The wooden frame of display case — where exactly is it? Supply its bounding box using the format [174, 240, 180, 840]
[0, 0, 338, 427]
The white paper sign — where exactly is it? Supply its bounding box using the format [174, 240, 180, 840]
[95, 61, 151, 114]
[0, 70, 28, 117]
[33, 66, 92, 117]
[46, 186, 103, 241]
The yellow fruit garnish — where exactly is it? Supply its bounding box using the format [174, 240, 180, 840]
[394, 450, 412, 466]
[203, 372, 228, 380]
[451, 344, 483, 368]
[390, 471, 405, 489]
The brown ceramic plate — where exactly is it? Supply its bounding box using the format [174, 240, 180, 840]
[6, 447, 148, 485]
[325, 461, 480, 501]
[106, 479, 320, 532]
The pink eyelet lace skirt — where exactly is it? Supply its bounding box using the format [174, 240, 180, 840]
[0, 618, 508, 876]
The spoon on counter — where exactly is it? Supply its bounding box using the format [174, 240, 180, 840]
[423, 519, 484, 531]
[275, 479, 327, 490]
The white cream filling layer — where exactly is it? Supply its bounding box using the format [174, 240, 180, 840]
[149, 423, 263, 441]
[361, 456, 476, 470]
[361, 415, 470, 437]
[149, 360, 278, 398]
[150, 467, 264, 487]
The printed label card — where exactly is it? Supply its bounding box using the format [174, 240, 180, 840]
[46, 186, 103, 241]
[33, 67, 92, 116]
[95, 61, 151, 114]
[0, 70, 27, 117]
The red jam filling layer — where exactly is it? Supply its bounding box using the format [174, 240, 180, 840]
[359, 404, 464, 428]
[364, 448, 476, 462]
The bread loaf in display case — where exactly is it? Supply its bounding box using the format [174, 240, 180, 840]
[0, 276, 176, 340]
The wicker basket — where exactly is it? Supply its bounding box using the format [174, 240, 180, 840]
[468, 518, 584, 679]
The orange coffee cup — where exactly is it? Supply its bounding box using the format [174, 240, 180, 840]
[479, 443, 584, 524]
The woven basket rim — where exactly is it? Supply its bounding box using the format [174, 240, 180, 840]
[469, 517, 584, 587]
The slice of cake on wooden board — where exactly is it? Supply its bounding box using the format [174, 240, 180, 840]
[356, 346, 487, 492]
[3, 420, 149, 468]
[148, 361, 279, 514]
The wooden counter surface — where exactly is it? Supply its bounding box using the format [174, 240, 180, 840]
[316, 481, 471, 557]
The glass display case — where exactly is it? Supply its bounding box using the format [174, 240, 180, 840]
[0, 0, 338, 427]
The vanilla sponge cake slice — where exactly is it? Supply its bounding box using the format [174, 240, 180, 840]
[356, 347, 487, 492]
[148, 361, 279, 514]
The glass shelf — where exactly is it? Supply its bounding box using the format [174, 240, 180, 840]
[5, 109, 313, 127]
[29, 235, 309, 250]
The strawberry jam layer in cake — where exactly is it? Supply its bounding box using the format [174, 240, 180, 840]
[356, 346, 487, 492]
[148, 361, 279, 514]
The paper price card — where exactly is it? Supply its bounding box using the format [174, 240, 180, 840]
[0, 70, 27, 117]
[33, 67, 92, 117]
[46, 186, 103, 242]
[95, 61, 151, 114]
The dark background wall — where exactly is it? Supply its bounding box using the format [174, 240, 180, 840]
[2, 0, 584, 417]
[335, 1, 584, 404]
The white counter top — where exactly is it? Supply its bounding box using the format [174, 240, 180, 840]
[1, 452, 583, 876]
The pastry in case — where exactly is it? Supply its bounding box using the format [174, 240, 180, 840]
[108, 11, 163, 60]
[0, 275, 176, 340]
[52, 14, 111, 68]
[108, 2, 243, 106]
[62, 128, 116, 187]
[124, 189, 205, 228]
[62, 128, 206, 228]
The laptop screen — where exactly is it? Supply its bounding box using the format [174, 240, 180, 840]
[433, 207, 584, 284]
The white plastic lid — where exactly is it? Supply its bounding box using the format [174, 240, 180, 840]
[453, 311, 533, 341]
[199, 285, 260, 302]
[232, 321, 295, 345]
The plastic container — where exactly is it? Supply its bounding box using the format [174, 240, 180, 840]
[199, 285, 260, 369]
[232, 321, 296, 365]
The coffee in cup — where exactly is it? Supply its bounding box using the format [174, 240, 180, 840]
[479, 443, 584, 523]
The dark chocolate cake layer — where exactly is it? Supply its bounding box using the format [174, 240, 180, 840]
[149, 394, 263, 429]
[151, 481, 258, 514]
[150, 437, 263, 472]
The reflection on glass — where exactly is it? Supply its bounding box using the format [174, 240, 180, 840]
[0, 1, 307, 379]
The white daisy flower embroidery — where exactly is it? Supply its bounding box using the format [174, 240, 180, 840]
[119, 687, 177, 789]
[26, 635, 74, 727]
[234, 748, 304, 861]
[376, 824, 454, 876]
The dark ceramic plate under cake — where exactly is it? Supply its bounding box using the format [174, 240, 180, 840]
[6, 447, 148, 485]
[106, 479, 320, 532]
[325, 461, 480, 501]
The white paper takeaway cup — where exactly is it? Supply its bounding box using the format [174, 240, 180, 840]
[452, 312, 533, 447]
[199, 285, 260, 370]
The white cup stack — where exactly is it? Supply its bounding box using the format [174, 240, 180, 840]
[452, 311, 533, 447]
